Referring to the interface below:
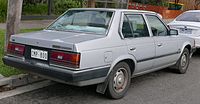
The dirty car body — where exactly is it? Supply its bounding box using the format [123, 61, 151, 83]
[3, 8, 195, 99]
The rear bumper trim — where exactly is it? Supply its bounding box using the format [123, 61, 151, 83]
[3, 56, 110, 86]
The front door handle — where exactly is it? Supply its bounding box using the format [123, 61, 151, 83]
[157, 43, 163, 47]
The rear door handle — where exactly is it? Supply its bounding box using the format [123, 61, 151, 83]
[130, 48, 136, 51]
[157, 43, 163, 47]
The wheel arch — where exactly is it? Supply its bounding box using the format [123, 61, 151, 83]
[108, 55, 137, 77]
[180, 41, 192, 54]
[184, 44, 192, 54]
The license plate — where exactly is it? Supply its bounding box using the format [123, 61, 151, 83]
[31, 49, 48, 60]
[179, 28, 192, 34]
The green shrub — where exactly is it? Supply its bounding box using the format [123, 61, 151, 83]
[53, 0, 82, 15]
[133, 0, 168, 6]
[0, 0, 7, 23]
[22, 3, 48, 15]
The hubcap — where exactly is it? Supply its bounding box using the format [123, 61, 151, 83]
[181, 54, 187, 68]
[113, 68, 128, 93]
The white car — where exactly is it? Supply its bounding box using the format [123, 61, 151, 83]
[168, 10, 200, 48]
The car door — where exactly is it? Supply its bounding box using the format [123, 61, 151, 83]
[121, 13, 155, 73]
[146, 15, 180, 68]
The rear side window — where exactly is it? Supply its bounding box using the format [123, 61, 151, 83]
[122, 14, 149, 38]
[122, 16, 133, 38]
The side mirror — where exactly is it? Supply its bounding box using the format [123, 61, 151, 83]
[169, 29, 178, 35]
[167, 25, 170, 29]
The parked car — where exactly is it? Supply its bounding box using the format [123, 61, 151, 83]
[168, 10, 200, 48]
[3, 8, 195, 99]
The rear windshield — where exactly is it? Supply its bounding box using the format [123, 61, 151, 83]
[47, 10, 114, 35]
[176, 12, 200, 22]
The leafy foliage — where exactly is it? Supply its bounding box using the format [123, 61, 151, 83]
[133, 0, 168, 6]
[53, 0, 82, 15]
[22, 3, 48, 15]
[23, 0, 83, 15]
[23, 0, 48, 5]
[0, 0, 7, 23]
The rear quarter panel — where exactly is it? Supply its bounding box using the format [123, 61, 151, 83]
[178, 35, 195, 57]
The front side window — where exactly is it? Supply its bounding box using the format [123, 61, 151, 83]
[122, 14, 149, 38]
[47, 10, 113, 35]
[146, 15, 168, 36]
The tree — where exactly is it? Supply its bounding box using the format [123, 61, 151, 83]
[195, 0, 200, 9]
[23, 0, 47, 5]
[88, 0, 95, 7]
[175, 0, 179, 4]
[5, 0, 23, 52]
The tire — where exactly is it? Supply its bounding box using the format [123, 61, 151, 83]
[106, 62, 131, 99]
[175, 48, 190, 74]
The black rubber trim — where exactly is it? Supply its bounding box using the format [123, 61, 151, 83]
[3, 56, 109, 82]
[137, 51, 180, 63]
[191, 47, 196, 53]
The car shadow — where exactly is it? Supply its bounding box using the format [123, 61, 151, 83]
[192, 49, 200, 57]
[23, 68, 179, 101]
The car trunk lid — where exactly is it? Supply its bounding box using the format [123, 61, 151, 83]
[169, 21, 200, 37]
[10, 30, 105, 52]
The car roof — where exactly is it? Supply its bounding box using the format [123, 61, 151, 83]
[185, 10, 200, 13]
[69, 8, 157, 14]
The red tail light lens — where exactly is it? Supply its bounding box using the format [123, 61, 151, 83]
[50, 51, 80, 68]
[7, 43, 25, 57]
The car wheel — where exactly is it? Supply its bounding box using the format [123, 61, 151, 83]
[175, 48, 190, 74]
[106, 62, 131, 99]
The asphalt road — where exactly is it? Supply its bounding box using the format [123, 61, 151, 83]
[1, 52, 200, 104]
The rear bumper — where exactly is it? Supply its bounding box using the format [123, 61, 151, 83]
[3, 56, 109, 86]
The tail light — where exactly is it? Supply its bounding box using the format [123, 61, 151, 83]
[50, 51, 80, 68]
[7, 43, 25, 57]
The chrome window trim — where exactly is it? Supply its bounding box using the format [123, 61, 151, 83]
[118, 12, 151, 39]
[145, 14, 170, 37]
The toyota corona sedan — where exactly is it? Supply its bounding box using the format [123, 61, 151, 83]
[3, 8, 195, 99]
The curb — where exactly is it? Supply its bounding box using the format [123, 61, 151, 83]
[0, 80, 55, 100]
[0, 74, 45, 92]
[0, 74, 4, 79]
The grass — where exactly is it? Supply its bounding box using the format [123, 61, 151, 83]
[0, 28, 42, 77]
